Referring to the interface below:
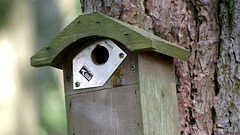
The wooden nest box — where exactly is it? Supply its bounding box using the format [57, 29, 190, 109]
[31, 12, 189, 135]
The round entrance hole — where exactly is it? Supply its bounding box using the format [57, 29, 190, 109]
[91, 45, 109, 65]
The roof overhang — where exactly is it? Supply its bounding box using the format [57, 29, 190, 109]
[31, 12, 190, 69]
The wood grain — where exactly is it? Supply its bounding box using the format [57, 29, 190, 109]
[138, 51, 179, 135]
[65, 84, 143, 135]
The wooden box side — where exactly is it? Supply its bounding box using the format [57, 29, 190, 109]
[138, 52, 179, 135]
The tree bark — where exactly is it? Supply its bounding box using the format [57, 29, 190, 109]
[215, 0, 240, 134]
[80, 0, 240, 134]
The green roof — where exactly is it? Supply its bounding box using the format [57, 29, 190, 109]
[31, 12, 189, 69]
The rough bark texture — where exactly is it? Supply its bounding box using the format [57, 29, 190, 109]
[215, 0, 240, 134]
[80, 0, 240, 134]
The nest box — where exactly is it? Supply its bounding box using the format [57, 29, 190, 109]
[31, 12, 189, 135]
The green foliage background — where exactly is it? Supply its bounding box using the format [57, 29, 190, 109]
[0, 0, 81, 135]
[32, 0, 81, 135]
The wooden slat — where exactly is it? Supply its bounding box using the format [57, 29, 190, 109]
[65, 84, 143, 135]
[138, 51, 180, 135]
[31, 12, 189, 69]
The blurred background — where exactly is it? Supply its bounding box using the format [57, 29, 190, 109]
[0, 0, 81, 135]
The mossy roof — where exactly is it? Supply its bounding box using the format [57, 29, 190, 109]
[31, 12, 189, 69]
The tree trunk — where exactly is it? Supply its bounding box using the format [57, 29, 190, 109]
[215, 0, 240, 134]
[80, 0, 240, 134]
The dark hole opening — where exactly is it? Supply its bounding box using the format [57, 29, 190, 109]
[91, 45, 109, 65]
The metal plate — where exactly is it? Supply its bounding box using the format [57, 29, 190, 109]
[73, 39, 127, 90]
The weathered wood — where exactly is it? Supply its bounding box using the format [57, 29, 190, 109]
[62, 43, 143, 135]
[62, 40, 180, 134]
[138, 52, 179, 135]
[65, 84, 143, 135]
[31, 12, 189, 69]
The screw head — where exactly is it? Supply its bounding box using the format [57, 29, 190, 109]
[75, 82, 81, 87]
[119, 53, 124, 59]
[131, 65, 136, 70]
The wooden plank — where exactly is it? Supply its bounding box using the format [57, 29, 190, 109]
[31, 12, 189, 69]
[65, 84, 143, 135]
[138, 52, 180, 135]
